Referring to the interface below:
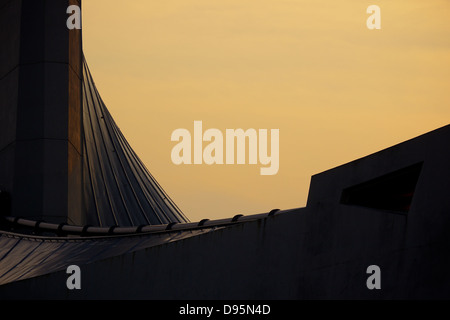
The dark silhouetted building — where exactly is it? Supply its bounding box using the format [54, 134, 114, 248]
[0, 0, 449, 299]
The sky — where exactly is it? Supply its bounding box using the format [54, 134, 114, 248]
[82, 0, 450, 223]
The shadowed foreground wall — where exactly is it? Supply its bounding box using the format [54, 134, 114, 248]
[1, 125, 449, 299]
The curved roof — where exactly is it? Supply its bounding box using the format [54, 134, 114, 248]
[82, 58, 189, 227]
[0, 209, 283, 286]
[0, 228, 214, 286]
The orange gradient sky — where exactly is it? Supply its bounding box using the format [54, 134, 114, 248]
[82, 0, 450, 222]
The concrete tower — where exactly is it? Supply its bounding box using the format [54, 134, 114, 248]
[0, 0, 83, 224]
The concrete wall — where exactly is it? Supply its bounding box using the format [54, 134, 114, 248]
[2, 125, 449, 299]
[0, 0, 22, 209]
[1, 203, 446, 300]
[0, 0, 83, 224]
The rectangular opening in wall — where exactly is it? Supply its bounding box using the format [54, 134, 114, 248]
[340, 162, 423, 213]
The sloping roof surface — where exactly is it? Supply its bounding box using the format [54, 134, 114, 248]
[82, 59, 189, 227]
[0, 228, 213, 286]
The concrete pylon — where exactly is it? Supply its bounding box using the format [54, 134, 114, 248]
[0, 0, 83, 224]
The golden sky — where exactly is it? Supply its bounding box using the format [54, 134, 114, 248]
[82, 0, 450, 222]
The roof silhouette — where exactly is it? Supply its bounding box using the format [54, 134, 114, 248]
[81, 59, 189, 227]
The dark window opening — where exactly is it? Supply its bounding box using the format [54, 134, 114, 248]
[340, 162, 423, 213]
